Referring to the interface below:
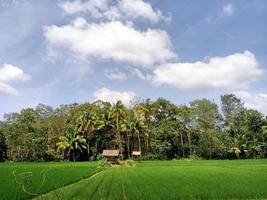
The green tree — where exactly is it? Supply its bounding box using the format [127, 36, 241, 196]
[56, 128, 87, 161]
[111, 101, 125, 159]
[134, 98, 155, 157]
[190, 99, 222, 159]
[0, 130, 7, 162]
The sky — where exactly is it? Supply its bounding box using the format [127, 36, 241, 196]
[0, 0, 267, 118]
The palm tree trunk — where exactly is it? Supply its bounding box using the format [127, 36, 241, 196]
[73, 152, 75, 162]
[180, 133, 185, 158]
[187, 131, 192, 157]
[137, 134, 142, 156]
[87, 134, 90, 158]
[117, 114, 123, 159]
[126, 133, 130, 158]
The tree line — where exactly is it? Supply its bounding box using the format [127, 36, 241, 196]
[0, 94, 267, 162]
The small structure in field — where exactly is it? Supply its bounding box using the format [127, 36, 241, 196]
[102, 149, 120, 162]
[132, 151, 141, 160]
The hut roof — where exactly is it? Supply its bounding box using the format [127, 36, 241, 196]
[102, 149, 120, 157]
[132, 151, 141, 156]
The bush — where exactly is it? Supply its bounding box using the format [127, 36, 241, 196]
[96, 154, 104, 161]
[43, 149, 60, 161]
[98, 158, 112, 168]
[147, 153, 160, 160]
[188, 155, 202, 160]
[118, 159, 136, 167]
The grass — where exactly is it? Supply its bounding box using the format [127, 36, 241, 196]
[1, 160, 267, 199]
[0, 161, 101, 200]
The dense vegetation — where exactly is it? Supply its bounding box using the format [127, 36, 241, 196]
[0, 94, 267, 161]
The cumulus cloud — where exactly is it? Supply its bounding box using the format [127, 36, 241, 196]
[222, 3, 235, 17]
[93, 87, 136, 105]
[59, 0, 168, 23]
[0, 64, 31, 95]
[152, 51, 262, 90]
[43, 18, 175, 66]
[234, 90, 267, 115]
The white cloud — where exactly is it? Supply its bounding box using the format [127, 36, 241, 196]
[105, 69, 128, 80]
[152, 51, 262, 90]
[222, 3, 235, 17]
[118, 0, 167, 23]
[59, 0, 169, 23]
[59, 0, 108, 17]
[0, 64, 30, 83]
[93, 87, 136, 105]
[44, 18, 175, 67]
[234, 90, 267, 115]
[0, 64, 31, 95]
[0, 82, 18, 95]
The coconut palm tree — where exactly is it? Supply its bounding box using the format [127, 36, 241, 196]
[111, 101, 125, 159]
[76, 111, 104, 157]
[121, 119, 131, 158]
[56, 128, 87, 161]
[134, 99, 155, 157]
[130, 117, 147, 156]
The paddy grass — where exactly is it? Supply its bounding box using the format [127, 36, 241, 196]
[1, 160, 267, 200]
[0, 162, 101, 200]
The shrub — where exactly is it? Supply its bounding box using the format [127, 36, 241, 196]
[118, 159, 136, 167]
[98, 158, 112, 168]
[43, 149, 60, 161]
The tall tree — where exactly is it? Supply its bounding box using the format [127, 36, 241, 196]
[111, 101, 125, 159]
[190, 99, 222, 159]
[134, 98, 155, 157]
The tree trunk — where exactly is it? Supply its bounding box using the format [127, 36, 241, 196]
[187, 131, 192, 157]
[87, 134, 90, 159]
[117, 114, 123, 159]
[126, 133, 130, 159]
[263, 137, 266, 157]
[209, 136, 212, 160]
[73, 152, 75, 162]
[137, 134, 142, 157]
[180, 133, 185, 158]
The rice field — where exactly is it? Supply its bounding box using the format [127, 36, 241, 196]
[0, 162, 100, 200]
[1, 160, 267, 200]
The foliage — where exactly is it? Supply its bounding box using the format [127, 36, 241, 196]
[97, 158, 112, 168]
[0, 94, 266, 161]
[56, 127, 87, 161]
[0, 130, 7, 162]
[118, 159, 136, 167]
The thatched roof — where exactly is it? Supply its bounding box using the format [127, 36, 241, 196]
[132, 151, 141, 156]
[102, 149, 120, 157]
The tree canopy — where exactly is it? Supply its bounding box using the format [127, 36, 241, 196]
[0, 94, 266, 162]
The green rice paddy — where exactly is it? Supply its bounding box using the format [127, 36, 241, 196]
[1, 160, 267, 200]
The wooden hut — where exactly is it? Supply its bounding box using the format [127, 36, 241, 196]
[132, 151, 141, 160]
[102, 149, 120, 162]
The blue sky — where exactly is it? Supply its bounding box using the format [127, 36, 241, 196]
[0, 0, 266, 118]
